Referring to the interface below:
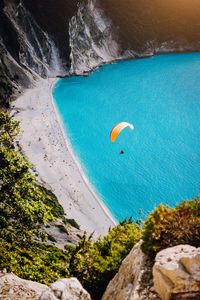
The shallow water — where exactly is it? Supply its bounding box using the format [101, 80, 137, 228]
[53, 53, 200, 222]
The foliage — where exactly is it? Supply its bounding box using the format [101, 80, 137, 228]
[141, 197, 200, 256]
[37, 185, 64, 218]
[68, 218, 142, 300]
[65, 218, 80, 230]
[0, 112, 20, 148]
[0, 113, 53, 243]
[56, 224, 69, 234]
[0, 238, 70, 285]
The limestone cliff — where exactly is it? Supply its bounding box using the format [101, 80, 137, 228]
[69, 0, 200, 74]
[0, 0, 77, 107]
[69, 0, 126, 75]
[1, 0, 200, 107]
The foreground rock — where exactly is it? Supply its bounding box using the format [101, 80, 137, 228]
[153, 245, 200, 300]
[102, 241, 160, 300]
[0, 272, 91, 300]
[0, 272, 48, 299]
[39, 278, 91, 300]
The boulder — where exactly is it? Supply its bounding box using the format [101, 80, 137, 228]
[0, 272, 91, 300]
[0, 271, 49, 299]
[153, 245, 200, 300]
[102, 241, 160, 300]
[39, 277, 91, 300]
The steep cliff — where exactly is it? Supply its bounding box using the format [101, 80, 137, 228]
[100, 0, 200, 55]
[69, 0, 124, 75]
[69, 0, 200, 74]
[1, 0, 200, 107]
[0, 0, 78, 107]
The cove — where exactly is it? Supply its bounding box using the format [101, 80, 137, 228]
[53, 53, 200, 222]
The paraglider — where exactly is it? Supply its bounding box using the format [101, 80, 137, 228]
[110, 122, 134, 142]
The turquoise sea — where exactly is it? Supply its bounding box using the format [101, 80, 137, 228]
[53, 53, 200, 222]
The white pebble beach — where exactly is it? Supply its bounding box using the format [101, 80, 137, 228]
[12, 78, 116, 238]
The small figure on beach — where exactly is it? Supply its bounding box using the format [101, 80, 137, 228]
[120, 150, 124, 155]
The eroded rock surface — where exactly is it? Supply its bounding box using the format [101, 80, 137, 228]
[102, 241, 160, 300]
[39, 277, 91, 300]
[0, 272, 49, 300]
[153, 245, 200, 300]
[0, 272, 91, 300]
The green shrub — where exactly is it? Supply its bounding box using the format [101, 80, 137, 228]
[65, 218, 80, 230]
[47, 234, 57, 243]
[68, 218, 142, 300]
[0, 238, 70, 285]
[56, 224, 69, 234]
[37, 185, 65, 218]
[141, 197, 200, 256]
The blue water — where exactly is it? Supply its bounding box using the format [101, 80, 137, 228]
[53, 53, 200, 222]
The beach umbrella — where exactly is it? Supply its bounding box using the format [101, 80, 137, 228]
[110, 122, 134, 142]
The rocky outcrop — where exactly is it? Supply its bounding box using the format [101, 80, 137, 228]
[69, 0, 126, 75]
[39, 278, 91, 300]
[0, 272, 91, 300]
[0, 0, 72, 107]
[102, 243, 200, 300]
[0, 271, 49, 299]
[102, 241, 160, 300]
[100, 0, 200, 56]
[153, 245, 200, 300]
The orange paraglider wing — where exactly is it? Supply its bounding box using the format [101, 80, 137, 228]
[110, 122, 134, 142]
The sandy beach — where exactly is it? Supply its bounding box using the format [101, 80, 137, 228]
[12, 78, 116, 238]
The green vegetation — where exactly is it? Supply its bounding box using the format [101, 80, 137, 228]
[56, 224, 69, 234]
[37, 185, 65, 218]
[68, 218, 142, 299]
[0, 238, 70, 284]
[65, 218, 80, 230]
[0, 112, 200, 300]
[141, 197, 200, 256]
[0, 113, 53, 243]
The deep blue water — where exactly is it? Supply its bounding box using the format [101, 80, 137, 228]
[53, 53, 200, 222]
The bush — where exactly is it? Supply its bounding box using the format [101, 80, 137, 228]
[56, 224, 69, 234]
[68, 218, 142, 300]
[37, 185, 65, 218]
[0, 238, 70, 285]
[65, 218, 80, 230]
[141, 197, 200, 256]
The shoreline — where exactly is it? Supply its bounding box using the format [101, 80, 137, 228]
[12, 78, 117, 239]
[50, 80, 117, 228]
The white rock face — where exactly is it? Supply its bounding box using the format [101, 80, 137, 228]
[153, 245, 200, 300]
[0, 272, 91, 300]
[39, 277, 91, 300]
[0, 272, 49, 300]
[69, 0, 134, 75]
[102, 241, 160, 300]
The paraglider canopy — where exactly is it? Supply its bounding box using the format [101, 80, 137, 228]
[110, 122, 134, 142]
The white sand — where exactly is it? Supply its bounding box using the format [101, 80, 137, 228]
[12, 78, 117, 238]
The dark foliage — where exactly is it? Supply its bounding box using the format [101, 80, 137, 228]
[141, 197, 200, 256]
